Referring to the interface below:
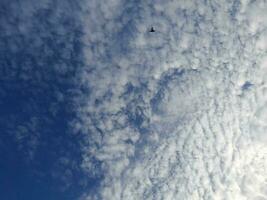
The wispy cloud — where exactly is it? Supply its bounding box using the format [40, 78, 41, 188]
[74, 0, 267, 199]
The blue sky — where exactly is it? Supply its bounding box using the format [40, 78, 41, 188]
[0, 62, 86, 199]
[0, 1, 94, 199]
[1, 0, 267, 200]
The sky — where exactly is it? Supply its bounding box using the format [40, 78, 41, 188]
[0, 0, 267, 200]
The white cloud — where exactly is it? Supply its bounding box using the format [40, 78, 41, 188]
[74, 0, 267, 199]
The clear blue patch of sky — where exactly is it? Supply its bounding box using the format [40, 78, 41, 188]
[0, 1, 99, 199]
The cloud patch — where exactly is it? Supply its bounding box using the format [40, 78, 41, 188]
[74, 0, 267, 199]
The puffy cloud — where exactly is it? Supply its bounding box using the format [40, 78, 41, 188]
[74, 0, 267, 199]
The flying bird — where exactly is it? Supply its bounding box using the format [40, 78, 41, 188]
[149, 27, 155, 32]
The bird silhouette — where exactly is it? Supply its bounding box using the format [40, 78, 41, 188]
[149, 27, 155, 32]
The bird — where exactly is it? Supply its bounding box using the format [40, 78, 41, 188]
[149, 27, 155, 32]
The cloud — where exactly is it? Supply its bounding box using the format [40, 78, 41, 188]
[74, 0, 267, 199]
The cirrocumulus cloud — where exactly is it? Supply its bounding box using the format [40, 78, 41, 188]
[74, 0, 267, 199]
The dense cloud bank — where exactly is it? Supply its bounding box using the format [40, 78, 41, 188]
[74, 0, 267, 199]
